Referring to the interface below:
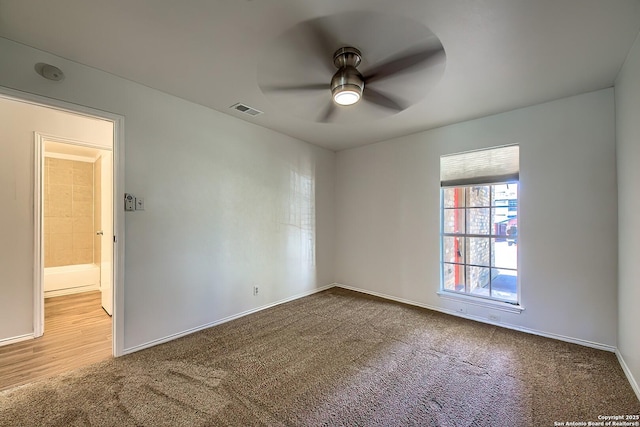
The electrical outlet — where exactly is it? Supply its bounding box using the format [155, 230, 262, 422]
[489, 314, 501, 322]
[253, 286, 259, 296]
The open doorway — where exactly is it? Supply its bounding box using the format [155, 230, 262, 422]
[0, 91, 122, 391]
[38, 137, 113, 314]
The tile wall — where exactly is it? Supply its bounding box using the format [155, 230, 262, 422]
[44, 157, 94, 267]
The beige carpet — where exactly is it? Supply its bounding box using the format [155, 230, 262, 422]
[1, 288, 638, 426]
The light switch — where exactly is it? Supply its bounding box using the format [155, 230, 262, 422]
[135, 197, 145, 210]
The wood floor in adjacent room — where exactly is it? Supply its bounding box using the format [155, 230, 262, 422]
[0, 291, 112, 392]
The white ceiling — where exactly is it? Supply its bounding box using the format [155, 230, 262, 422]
[1, 0, 639, 151]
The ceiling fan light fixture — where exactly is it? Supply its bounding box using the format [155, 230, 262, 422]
[333, 85, 362, 106]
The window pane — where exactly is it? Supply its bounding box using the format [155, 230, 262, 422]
[466, 185, 490, 207]
[443, 187, 465, 208]
[468, 208, 490, 234]
[443, 236, 464, 264]
[492, 183, 518, 205]
[467, 266, 490, 295]
[492, 210, 508, 237]
[490, 268, 517, 302]
[443, 209, 465, 234]
[492, 183, 517, 239]
[493, 238, 517, 269]
[467, 237, 490, 267]
[443, 263, 465, 292]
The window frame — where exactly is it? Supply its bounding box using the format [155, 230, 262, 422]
[439, 181, 521, 307]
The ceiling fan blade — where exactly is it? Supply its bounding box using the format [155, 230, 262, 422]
[318, 102, 337, 123]
[363, 45, 445, 84]
[362, 88, 406, 112]
[304, 19, 339, 72]
[262, 83, 329, 92]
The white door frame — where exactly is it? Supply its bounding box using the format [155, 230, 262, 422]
[0, 86, 125, 357]
[34, 133, 113, 319]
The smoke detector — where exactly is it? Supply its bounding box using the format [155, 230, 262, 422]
[35, 63, 65, 82]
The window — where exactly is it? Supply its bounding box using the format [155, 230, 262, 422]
[440, 146, 519, 305]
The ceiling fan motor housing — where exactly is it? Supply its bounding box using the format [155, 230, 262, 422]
[331, 47, 365, 103]
[331, 66, 364, 97]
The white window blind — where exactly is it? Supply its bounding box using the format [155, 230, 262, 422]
[440, 145, 519, 187]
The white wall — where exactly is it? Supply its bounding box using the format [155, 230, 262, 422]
[0, 98, 112, 340]
[335, 88, 618, 347]
[0, 37, 335, 351]
[615, 32, 640, 394]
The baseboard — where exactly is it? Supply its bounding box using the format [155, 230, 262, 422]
[122, 283, 335, 355]
[616, 350, 640, 402]
[0, 333, 33, 348]
[45, 284, 100, 299]
[334, 283, 617, 353]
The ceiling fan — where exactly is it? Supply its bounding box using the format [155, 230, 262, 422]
[261, 16, 446, 123]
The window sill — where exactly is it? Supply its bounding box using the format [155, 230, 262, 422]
[437, 291, 524, 314]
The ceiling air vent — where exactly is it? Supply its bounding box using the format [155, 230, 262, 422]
[230, 103, 263, 117]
